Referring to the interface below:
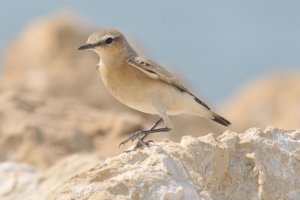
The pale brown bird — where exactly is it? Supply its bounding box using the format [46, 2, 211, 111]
[78, 29, 230, 150]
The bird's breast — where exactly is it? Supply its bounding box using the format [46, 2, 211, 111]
[99, 63, 158, 114]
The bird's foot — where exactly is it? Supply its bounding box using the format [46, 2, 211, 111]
[119, 130, 145, 148]
[136, 139, 155, 148]
[125, 140, 155, 152]
[119, 127, 170, 150]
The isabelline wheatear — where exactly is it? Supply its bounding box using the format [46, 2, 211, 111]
[78, 29, 231, 149]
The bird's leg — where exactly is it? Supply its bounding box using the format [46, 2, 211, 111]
[119, 130, 143, 148]
[150, 118, 163, 130]
[125, 127, 171, 152]
[119, 118, 169, 148]
[137, 117, 164, 146]
[138, 127, 171, 147]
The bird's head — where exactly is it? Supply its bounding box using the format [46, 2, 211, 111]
[78, 29, 135, 60]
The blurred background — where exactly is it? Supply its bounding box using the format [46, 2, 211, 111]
[1, 0, 300, 104]
[0, 0, 299, 176]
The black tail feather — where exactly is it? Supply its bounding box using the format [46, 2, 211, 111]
[212, 112, 231, 127]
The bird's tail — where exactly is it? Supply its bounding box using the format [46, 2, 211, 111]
[211, 112, 231, 127]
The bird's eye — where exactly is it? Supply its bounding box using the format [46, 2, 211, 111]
[105, 37, 113, 44]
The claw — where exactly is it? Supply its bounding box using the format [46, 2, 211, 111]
[119, 124, 170, 150]
[124, 140, 154, 152]
[119, 139, 128, 148]
[124, 141, 143, 152]
[133, 141, 144, 150]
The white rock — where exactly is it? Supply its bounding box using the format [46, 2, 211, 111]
[47, 127, 300, 200]
[0, 162, 40, 200]
[0, 154, 103, 200]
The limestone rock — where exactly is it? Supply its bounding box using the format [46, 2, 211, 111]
[29, 154, 103, 200]
[223, 73, 300, 131]
[0, 90, 142, 168]
[0, 154, 102, 200]
[0, 162, 40, 200]
[48, 127, 300, 200]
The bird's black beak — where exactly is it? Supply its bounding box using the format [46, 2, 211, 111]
[77, 43, 95, 50]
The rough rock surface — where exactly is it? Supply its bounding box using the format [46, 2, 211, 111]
[0, 162, 40, 200]
[0, 90, 142, 168]
[30, 154, 103, 200]
[223, 73, 300, 131]
[0, 154, 102, 200]
[48, 127, 300, 200]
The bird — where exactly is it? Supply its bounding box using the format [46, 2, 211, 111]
[78, 29, 231, 150]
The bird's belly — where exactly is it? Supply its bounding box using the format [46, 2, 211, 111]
[99, 65, 193, 116]
[111, 85, 186, 116]
[106, 84, 159, 114]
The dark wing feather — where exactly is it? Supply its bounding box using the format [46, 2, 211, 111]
[127, 56, 210, 110]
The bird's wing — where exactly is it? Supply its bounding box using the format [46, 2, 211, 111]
[127, 56, 210, 110]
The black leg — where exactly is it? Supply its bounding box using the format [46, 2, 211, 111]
[140, 127, 170, 141]
[150, 118, 163, 130]
[123, 127, 171, 151]
[119, 118, 170, 149]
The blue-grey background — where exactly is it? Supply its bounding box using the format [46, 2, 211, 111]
[1, 0, 300, 105]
